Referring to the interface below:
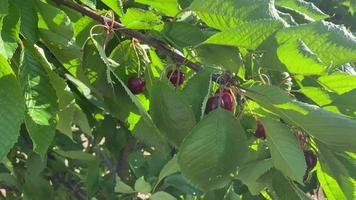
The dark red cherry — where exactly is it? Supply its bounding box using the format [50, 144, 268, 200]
[205, 96, 220, 114]
[255, 119, 266, 139]
[221, 92, 234, 112]
[304, 150, 317, 170]
[205, 93, 235, 114]
[128, 76, 145, 94]
[167, 69, 185, 87]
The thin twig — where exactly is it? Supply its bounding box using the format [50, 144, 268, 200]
[50, 0, 203, 72]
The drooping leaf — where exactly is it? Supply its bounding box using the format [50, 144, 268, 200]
[317, 142, 356, 200]
[36, 1, 73, 39]
[0, 1, 20, 59]
[13, 0, 38, 43]
[271, 170, 310, 200]
[19, 46, 59, 157]
[181, 70, 212, 120]
[236, 159, 274, 195]
[0, 54, 25, 161]
[262, 118, 306, 183]
[245, 85, 356, 152]
[178, 109, 248, 191]
[204, 19, 284, 50]
[275, 0, 328, 21]
[39, 29, 81, 75]
[189, 0, 281, 30]
[150, 80, 196, 147]
[34, 48, 76, 138]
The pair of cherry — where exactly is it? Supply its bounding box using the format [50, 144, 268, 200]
[254, 120, 317, 179]
[128, 69, 185, 94]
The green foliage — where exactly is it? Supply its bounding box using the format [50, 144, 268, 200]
[0, 0, 355, 199]
[178, 109, 248, 191]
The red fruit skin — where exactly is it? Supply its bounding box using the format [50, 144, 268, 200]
[304, 150, 317, 170]
[221, 92, 234, 111]
[255, 119, 266, 139]
[205, 93, 235, 114]
[128, 77, 146, 94]
[167, 69, 185, 86]
[205, 96, 220, 114]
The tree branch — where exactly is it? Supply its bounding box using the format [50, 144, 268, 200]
[50, 0, 203, 72]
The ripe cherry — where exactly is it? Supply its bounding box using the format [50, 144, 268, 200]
[304, 150, 317, 171]
[221, 92, 234, 111]
[127, 76, 145, 94]
[205, 96, 220, 114]
[167, 69, 185, 87]
[205, 92, 235, 113]
[255, 119, 266, 139]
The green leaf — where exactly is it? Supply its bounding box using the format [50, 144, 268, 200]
[162, 22, 206, 49]
[189, 0, 280, 30]
[39, 29, 81, 75]
[14, 0, 38, 47]
[0, 0, 8, 17]
[181, 70, 212, 120]
[204, 19, 284, 50]
[134, 177, 152, 193]
[317, 142, 356, 200]
[318, 73, 356, 95]
[156, 156, 179, 186]
[246, 85, 356, 152]
[178, 109, 248, 191]
[23, 174, 54, 200]
[262, 118, 306, 183]
[34, 48, 76, 138]
[78, 0, 96, 9]
[36, 1, 73, 39]
[271, 170, 310, 200]
[277, 39, 327, 75]
[135, 0, 180, 16]
[121, 8, 164, 30]
[101, 0, 123, 16]
[0, 2, 20, 59]
[264, 21, 356, 71]
[195, 44, 242, 73]
[54, 150, 95, 161]
[73, 106, 92, 135]
[236, 159, 274, 195]
[132, 118, 170, 153]
[150, 80, 196, 147]
[0, 55, 25, 161]
[150, 191, 177, 200]
[19, 47, 59, 157]
[300, 86, 356, 119]
[115, 178, 135, 194]
[275, 0, 328, 21]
